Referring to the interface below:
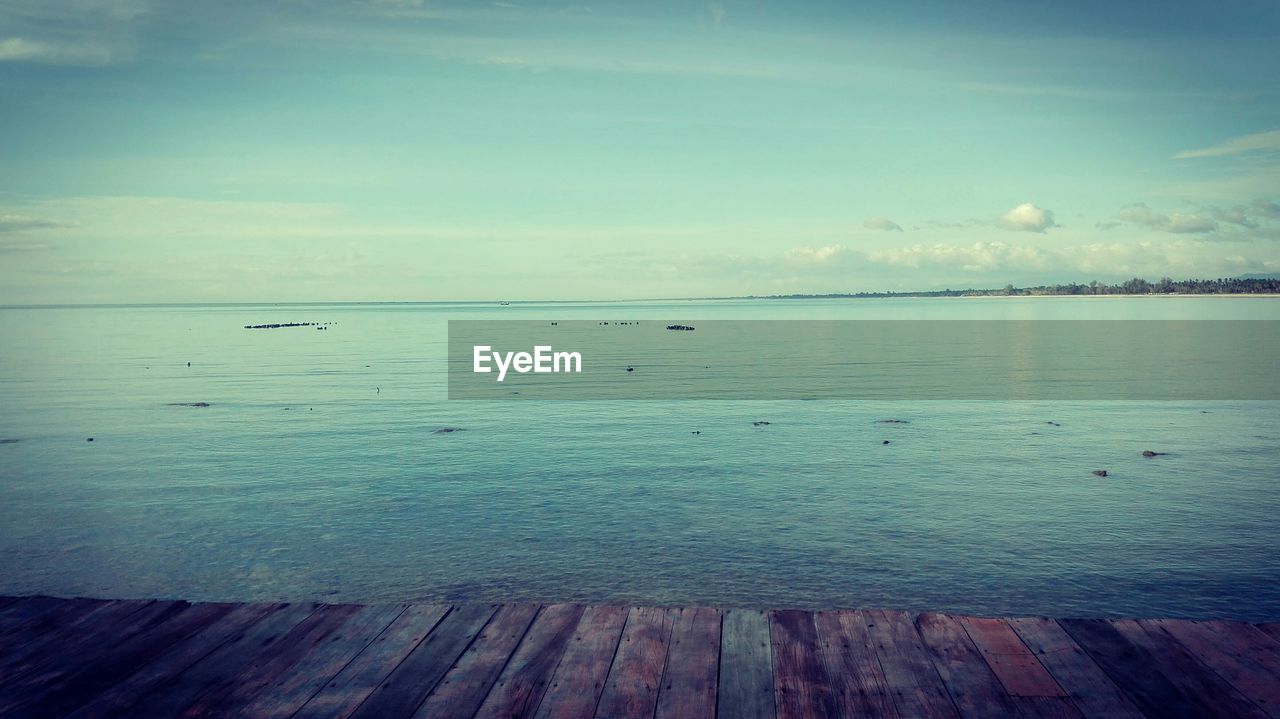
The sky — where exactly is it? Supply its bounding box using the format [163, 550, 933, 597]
[1, 0, 1279, 302]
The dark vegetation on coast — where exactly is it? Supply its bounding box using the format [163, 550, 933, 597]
[752, 276, 1280, 299]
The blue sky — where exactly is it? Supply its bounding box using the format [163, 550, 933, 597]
[1, 0, 1278, 302]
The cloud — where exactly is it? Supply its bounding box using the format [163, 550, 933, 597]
[1252, 199, 1280, 220]
[479, 55, 528, 67]
[998, 203, 1057, 233]
[1114, 203, 1218, 234]
[0, 0, 151, 66]
[708, 2, 726, 27]
[863, 217, 903, 232]
[784, 244, 849, 264]
[0, 214, 71, 232]
[1174, 129, 1280, 159]
[0, 37, 115, 65]
[1209, 205, 1259, 229]
[868, 242, 1050, 272]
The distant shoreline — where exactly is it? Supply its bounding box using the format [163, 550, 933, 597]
[4, 294, 1280, 309]
[3, 278, 1280, 308]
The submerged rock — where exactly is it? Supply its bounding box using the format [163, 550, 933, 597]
[752, 421, 771, 426]
[168, 402, 211, 408]
[1141, 450, 1164, 457]
[882, 440, 891, 445]
[432, 427, 465, 434]
[0, 438, 20, 444]
[877, 419, 910, 424]
[86, 437, 94, 442]
[1092, 469, 1108, 477]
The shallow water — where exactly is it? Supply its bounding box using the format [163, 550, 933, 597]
[1, 297, 1277, 619]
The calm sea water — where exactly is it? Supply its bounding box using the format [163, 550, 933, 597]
[1, 297, 1277, 620]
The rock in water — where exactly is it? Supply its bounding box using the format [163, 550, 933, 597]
[1141, 450, 1163, 457]
[432, 427, 464, 434]
[752, 421, 771, 426]
[1092, 469, 1108, 477]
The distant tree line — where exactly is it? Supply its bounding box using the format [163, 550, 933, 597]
[759, 277, 1280, 299]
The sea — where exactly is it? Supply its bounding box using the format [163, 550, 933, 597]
[1, 297, 1277, 620]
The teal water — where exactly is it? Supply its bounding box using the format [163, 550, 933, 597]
[1, 297, 1277, 619]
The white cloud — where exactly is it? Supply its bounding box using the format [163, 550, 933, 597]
[868, 242, 1050, 272]
[785, 244, 849, 264]
[998, 203, 1057, 233]
[1174, 129, 1280, 159]
[863, 217, 903, 232]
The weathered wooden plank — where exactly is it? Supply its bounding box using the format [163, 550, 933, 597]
[414, 604, 541, 719]
[719, 608, 778, 719]
[915, 613, 1021, 718]
[1110, 618, 1268, 719]
[0, 598, 110, 650]
[13, 597, 1280, 719]
[593, 606, 674, 719]
[1059, 618, 1210, 718]
[292, 603, 450, 719]
[864, 609, 961, 719]
[63, 603, 286, 719]
[813, 609, 898, 719]
[0, 602, 235, 719]
[1196, 621, 1280, 679]
[0, 597, 94, 639]
[1153, 619, 1280, 717]
[236, 604, 408, 719]
[770, 609, 837, 719]
[175, 603, 364, 718]
[350, 603, 498, 719]
[1016, 696, 1091, 718]
[0, 599, 154, 683]
[961, 617, 1067, 698]
[473, 604, 586, 719]
[655, 607, 720, 719]
[0, 593, 53, 621]
[1007, 618, 1143, 719]
[533, 605, 629, 719]
[0, 600, 190, 714]
[119, 603, 323, 718]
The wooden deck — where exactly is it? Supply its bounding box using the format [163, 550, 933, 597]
[1, 596, 1278, 718]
